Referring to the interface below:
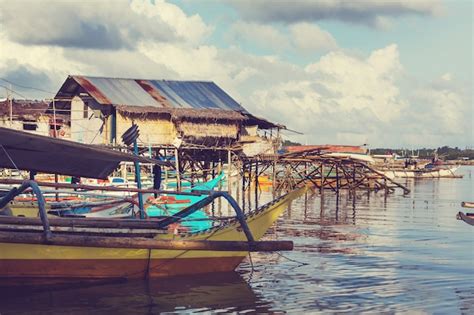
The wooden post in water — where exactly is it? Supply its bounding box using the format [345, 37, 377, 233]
[335, 163, 340, 195]
[236, 160, 240, 211]
[133, 140, 145, 219]
[174, 148, 181, 190]
[227, 149, 232, 193]
[242, 161, 246, 212]
[164, 149, 169, 189]
[247, 162, 252, 211]
[52, 98, 59, 201]
[255, 159, 259, 209]
[211, 161, 215, 216]
[352, 162, 356, 194]
[320, 163, 325, 194]
[272, 156, 277, 195]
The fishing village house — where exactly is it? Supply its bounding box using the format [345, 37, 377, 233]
[52, 75, 283, 171]
[0, 99, 70, 138]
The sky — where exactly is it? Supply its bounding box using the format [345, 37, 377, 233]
[0, 0, 472, 148]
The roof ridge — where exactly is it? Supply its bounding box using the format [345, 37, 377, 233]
[69, 75, 214, 83]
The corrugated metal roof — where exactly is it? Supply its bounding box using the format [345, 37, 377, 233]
[67, 75, 248, 113]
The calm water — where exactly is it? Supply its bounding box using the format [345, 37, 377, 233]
[1, 167, 473, 314]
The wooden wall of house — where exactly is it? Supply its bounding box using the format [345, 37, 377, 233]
[0, 117, 49, 136]
[116, 113, 177, 146]
[242, 136, 275, 156]
[70, 96, 106, 144]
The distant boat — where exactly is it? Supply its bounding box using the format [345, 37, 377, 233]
[456, 212, 474, 226]
[382, 165, 461, 179]
[461, 201, 474, 208]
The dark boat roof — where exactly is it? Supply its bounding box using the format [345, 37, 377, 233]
[0, 127, 169, 179]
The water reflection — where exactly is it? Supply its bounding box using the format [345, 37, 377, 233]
[0, 273, 274, 314]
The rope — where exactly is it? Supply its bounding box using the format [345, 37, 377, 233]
[275, 251, 308, 267]
[247, 251, 255, 283]
[0, 145, 19, 170]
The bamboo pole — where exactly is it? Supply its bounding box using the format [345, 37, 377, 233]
[320, 164, 325, 194]
[174, 148, 181, 190]
[227, 149, 232, 193]
[0, 179, 202, 196]
[0, 231, 293, 252]
[255, 159, 259, 208]
[242, 161, 246, 211]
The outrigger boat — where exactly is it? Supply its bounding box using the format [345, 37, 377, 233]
[456, 212, 474, 226]
[382, 165, 461, 179]
[461, 201, 474, 209]
[0, 127, 302, 281]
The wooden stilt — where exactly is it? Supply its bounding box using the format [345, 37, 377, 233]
[174, 148, 181, 191]
[227, 149, 232, 193]
[255, 159, 259, 209]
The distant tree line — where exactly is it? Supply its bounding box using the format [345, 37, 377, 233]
[281, 140, 473, 160]
[370, 146, 474, 160]
[281, 139, 302, 147]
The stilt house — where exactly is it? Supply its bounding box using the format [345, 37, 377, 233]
[52, 75, 281, 158]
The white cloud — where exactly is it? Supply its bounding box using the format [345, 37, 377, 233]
[304, 44, 406, 122]
[228, 21, 338, 55]
[289, 23, 338, 53]
[228, 21, 289, 51]
[0, 0, 211, 49]
[130, 0, 212, 44]
[410, 85, 466, 135]
[441, 73, 452, 81]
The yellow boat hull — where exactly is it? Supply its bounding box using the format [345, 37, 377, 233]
[0, 187, 306, 280]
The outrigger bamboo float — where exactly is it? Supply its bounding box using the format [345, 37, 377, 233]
[0, 127, 302, 281]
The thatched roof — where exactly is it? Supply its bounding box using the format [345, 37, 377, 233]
[116, 105, 245, 122]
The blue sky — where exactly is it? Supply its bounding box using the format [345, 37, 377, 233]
[0, 0, 472, 148]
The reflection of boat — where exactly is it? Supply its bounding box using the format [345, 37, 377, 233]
[382, 165, 461, 179]
[456, 212, 474, 226]
[0, 273, 267, 313]
[0, 127, 300, 281]
[461, 201, 474, 208]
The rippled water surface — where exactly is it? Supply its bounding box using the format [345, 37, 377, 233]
[1, 167, 473, 314]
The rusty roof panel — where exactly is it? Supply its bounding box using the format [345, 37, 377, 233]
[148, 80, 247, 112]
[67, 76, 248, 113]
[77, 76, 158, 106]
[73, 76, 112, 105]
[135, 80, 172, 108]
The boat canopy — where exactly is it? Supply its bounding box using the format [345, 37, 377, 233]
[0, 127, 170, 179]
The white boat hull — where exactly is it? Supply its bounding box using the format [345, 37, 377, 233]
[382, 166, 460, 179]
